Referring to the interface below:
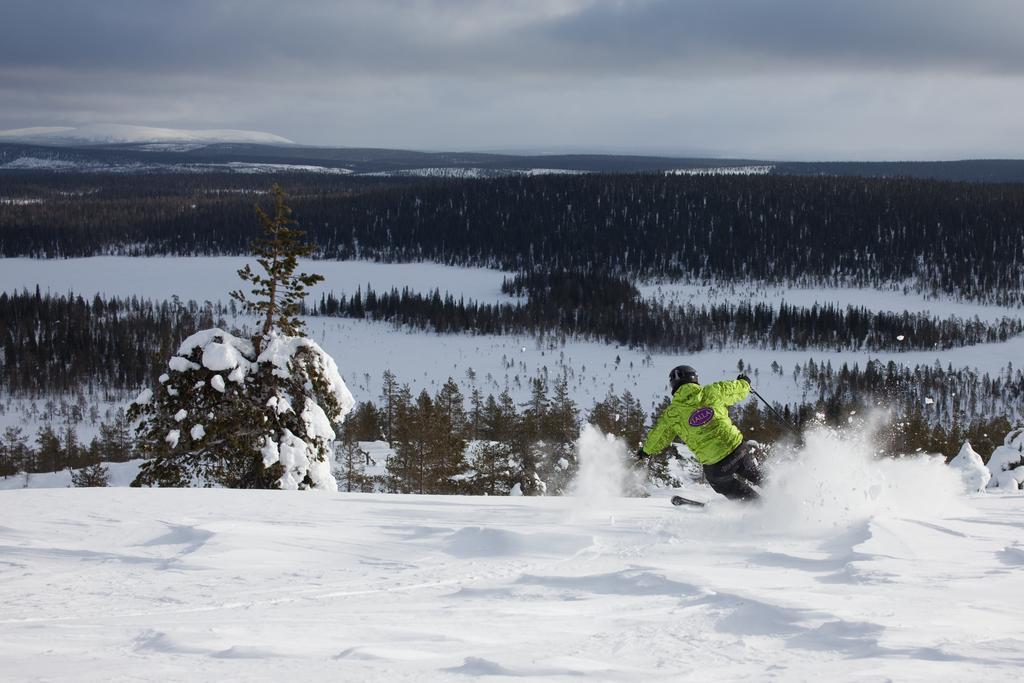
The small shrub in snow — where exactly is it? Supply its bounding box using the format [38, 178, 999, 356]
[130, 329, 354, 489]
[986, 427, 1024, 492]
[947, 441, 991, 493]
[71, 461, 110, 488]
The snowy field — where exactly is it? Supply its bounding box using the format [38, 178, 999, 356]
[0, 257, 516, 306]
[638, 281, 1024, 323]
[2, 429, 1023, 681]
[6, 256, 1020, 321]
[0, 459, 144, 490]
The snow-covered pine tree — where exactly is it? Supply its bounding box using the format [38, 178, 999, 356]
[129, 186, 354, 490]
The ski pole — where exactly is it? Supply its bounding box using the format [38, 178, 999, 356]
[750, 387, 801, 437]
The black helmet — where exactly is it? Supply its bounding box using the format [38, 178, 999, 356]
[669, 365, 699, 393]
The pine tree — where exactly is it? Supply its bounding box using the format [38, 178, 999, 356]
[131, 193, 352, 490]
[408, 390, 435, 494]
[617, 392, 647, 448]
[97, 410, 134, 462]
[230, 184, 324, 354]
[432, 379, 469, 494]
[587, 391, 623, 439]
[435, 378, 468, 440]
[468, 387, 484, 441]
[386, 384, 417, 492]
[35, 425, 61, 473]
[0, 427, 30, 476]
[130, 330, 353, 489]
[538, 375, 579, 494]
[464, 441, 515, 495]
[346, 401, 383, 442]
[380, 370, 400, 442]
[334, 435, 371, 493]
[62, 424, 81, 470]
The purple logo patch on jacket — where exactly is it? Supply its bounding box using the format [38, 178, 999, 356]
[688, 407, 715, 427]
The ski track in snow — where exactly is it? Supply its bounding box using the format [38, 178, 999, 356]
[1, 488, 1022, 681]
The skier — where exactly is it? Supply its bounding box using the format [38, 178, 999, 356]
[637, 365, 763, 500]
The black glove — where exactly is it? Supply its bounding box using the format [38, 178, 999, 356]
[737, 373, 751, 384]
[635, 446, 649, 462]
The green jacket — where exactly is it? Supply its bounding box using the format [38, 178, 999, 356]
[642, 380, 750, 465]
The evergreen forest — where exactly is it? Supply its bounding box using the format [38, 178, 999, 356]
[1, 170, 1022, 486]
[3, 171, 1024, 303]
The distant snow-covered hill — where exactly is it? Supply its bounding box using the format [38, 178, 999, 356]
[0, 124, 295, 147]
[2, 130, 1023, 180]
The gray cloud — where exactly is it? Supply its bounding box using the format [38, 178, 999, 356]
[1, 1, 1023, 158]
[4, 0, 1023, 76]
[537, 1, 1024, 75]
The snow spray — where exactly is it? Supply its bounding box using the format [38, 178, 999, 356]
[749, 417, 969, 534]
[569, 424, 645, 506]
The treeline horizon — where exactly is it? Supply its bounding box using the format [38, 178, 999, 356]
[5, 288, 1023, 404]
[313, 271, 1024, 353]
[3, 172, 1024, 303]
[4, 348, 1020, 483]
[0, 288, 227, 396]
[321, 366, 1023, 496]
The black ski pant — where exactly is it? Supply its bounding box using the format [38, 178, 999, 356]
[703, 442, 763, 501]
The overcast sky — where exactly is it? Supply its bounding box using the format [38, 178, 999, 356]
[3, 0, 1023, 159]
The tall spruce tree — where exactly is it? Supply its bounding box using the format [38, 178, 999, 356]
[97, 410, 134, 462]
[380, 370, 400, 442]
[519, 377, 550, 494]
[0, 427, 30, 476]
[334, 435, 372, 493]
[130, 186, 353, 490]
[539, 375, 579, 494]
[432, 379, 469, 494]
[36, 425, 61, 473]
[385, 383, 416, 492]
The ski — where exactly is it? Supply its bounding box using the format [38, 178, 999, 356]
[671, 495, 706, 507]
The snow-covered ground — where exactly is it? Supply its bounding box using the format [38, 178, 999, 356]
[2, 430, 1022, 681]
[667, 165, 774, 175]
[6, 256, 1019, 323]
[638, 280, 1024, 323]
[0, 257, 515, 306]
[0, 459, 144, 490]
[7, 256, 1021, 324]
